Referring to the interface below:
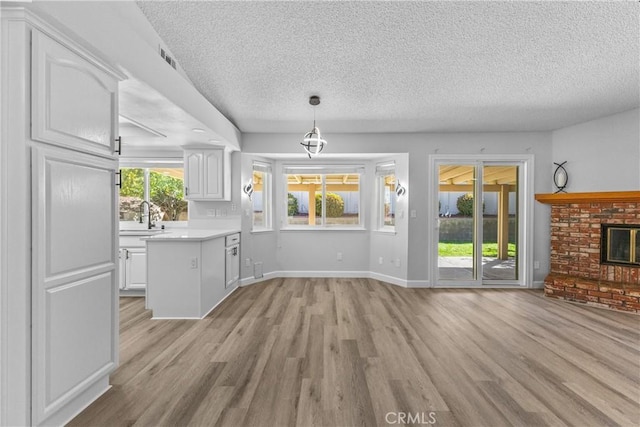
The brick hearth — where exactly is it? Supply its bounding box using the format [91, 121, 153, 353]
[536, 192, 640, 313]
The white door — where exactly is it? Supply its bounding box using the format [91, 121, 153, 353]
[203, 149, 224, 199]
[31, 146, 118, 425]
[184, 151, 203, 199]
[125, 247, 147, 290]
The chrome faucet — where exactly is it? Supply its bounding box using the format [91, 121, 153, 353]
[138, 201, 155, 230]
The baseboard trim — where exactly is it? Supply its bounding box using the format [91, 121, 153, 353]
[46, 375, 110, 427]
[239, 271, 281, 287]
[369, 272, 408, 288]
[406, 279, 432, 288]
[239, 270, 432, 289]
[240, 271, 543, 290]
[278, 270, 370, 279]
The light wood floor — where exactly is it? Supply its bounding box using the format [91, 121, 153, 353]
[69, 278, 640, 427]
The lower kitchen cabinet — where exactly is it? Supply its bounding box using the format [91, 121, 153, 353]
[145, 230, 239, 318]
[119, 247, 147, 291]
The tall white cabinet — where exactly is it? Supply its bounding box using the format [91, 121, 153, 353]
[1, 10, 124, 426]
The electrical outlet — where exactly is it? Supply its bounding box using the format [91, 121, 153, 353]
[337, 252, 343, 261]
[231, 203, 237, 211]
[190, 258, 198, 269]
[395, 258, 401, 268]
[206, 209, 215, 217]
[245, 258, 251, 267]
[534, 260, 540, 269]
[378, 257, 383, 265]
[410, 210, 417, 218]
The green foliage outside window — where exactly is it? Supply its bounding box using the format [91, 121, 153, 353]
[315, 192, 344, 218]
[149, 172, 187, 221]
[288, 193, 299, 216]
[456, 193, 484, 217]
[119, 168, 187, 221]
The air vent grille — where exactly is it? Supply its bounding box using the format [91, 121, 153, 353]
[159, 47, 176, 69]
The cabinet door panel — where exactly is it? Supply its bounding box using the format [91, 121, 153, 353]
[45, 157, 115, 276]
[184, 151, 203, 199]
[125, 248, 147, 290]
[32, 31, 118, 158]
[203, 150, 223, 199]
[46, 273, 114, 408]
[32, 147, 118, 425]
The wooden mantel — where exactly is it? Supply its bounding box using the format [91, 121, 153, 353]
[535, 191, 640, 204]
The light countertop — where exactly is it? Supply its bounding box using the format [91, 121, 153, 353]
[141, 229, 240, 242]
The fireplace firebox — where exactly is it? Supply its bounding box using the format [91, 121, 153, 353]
[601, 224, 640, 267]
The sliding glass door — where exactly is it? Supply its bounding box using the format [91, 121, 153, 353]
[436, 160, 521, 285]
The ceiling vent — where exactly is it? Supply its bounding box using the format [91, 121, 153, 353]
[159, 47, 176, 69]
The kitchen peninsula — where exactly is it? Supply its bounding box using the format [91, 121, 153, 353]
[144, 229, 240, 319]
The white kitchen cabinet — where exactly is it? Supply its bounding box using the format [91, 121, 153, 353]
[27, 23, 123, 426]
[225, 233, 240, 288]
[119, 247, 147, 291]
[145, 230, 239, 318]
[183, 148, 231, 200]
[31, 30, 120, 159]
[31, 145, 119, 426]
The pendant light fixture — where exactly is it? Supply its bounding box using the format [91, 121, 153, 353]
[300, 95, 327, 158]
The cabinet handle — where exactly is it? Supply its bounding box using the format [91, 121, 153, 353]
[185, 187, 188, 196]
[116, 170, 122, 188]
[115, 136, 122, 155]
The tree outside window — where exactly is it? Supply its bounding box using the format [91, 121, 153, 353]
[119, 167, 187, 222]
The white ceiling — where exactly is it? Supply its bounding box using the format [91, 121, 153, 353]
[136, 1, 639, 134]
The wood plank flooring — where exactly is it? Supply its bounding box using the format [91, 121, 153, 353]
[69, 278, 640, 427]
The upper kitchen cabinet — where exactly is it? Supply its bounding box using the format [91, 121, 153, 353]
[184, 148, 231, 201]
[31, 30, 120, 159]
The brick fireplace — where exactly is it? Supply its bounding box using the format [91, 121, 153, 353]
[536, 191, 640, 313]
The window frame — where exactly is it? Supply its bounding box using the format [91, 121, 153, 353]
[282, 165, 365, 231]
[118, 159, 188, 226]
[375, 162, 397, 233]
[251, 162, 273, 232]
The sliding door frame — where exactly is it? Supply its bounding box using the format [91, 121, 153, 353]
[429, 154, 534, 288]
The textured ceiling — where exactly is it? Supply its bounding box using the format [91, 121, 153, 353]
[136, 1, 639, 134]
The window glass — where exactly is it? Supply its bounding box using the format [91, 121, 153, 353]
[285, 167, 362, 228]
[119, 166, 187, 222]
[252, 165, 272, 230]
[381, 173, 396, 228]
[324, 174, 360, 226]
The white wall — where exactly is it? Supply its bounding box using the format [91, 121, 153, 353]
[242, 132, 553, 285]
[552, 108, 640, 192]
